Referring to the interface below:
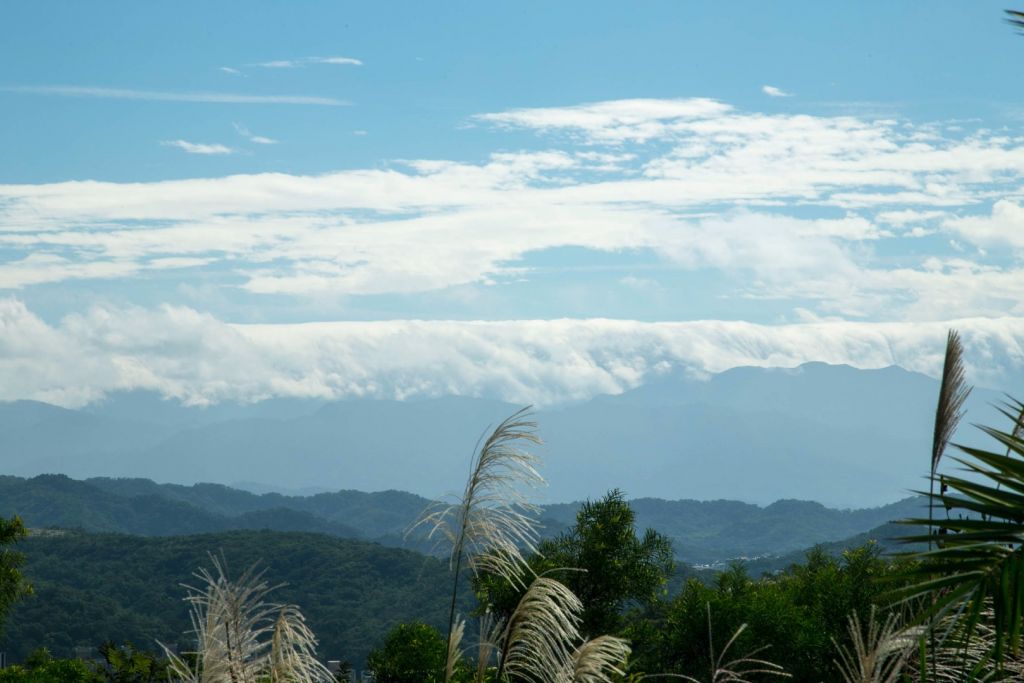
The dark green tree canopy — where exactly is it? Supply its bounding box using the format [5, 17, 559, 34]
[0, 515, 30, 635]
[476, 489, 674, 637]
[366, 622, 448, 683]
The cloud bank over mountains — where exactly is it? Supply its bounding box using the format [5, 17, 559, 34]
[3, 97, 1024, 406]
[2, 297, 1022, 408]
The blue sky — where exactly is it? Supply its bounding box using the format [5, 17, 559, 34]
[4, 1, 1024, 407]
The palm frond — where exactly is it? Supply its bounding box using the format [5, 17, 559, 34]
[895, 412, 1024, 667]
[932, 329, 971, 475]
[557, 635, 631, 683]
[496, 576, 584, 683]
[909, 607, 1024, 682]
[1006, 10, 1024, 33]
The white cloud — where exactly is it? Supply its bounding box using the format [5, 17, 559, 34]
[255, 60, 300, 68]
[251, 56, 362, 68]
[3, 97, 1024, 321]
[161, 140, 234, 155]
[219, 67, 242, 75]
[762, 85, 791, 98]
[316, 56, 362, 66]
[876, 209, 949, 226]
[233, 123, 278, 145]
[475, 98, 732, 143]
[946, 199, 1024, 248]
[3, 85, 347, 106]
[2, 298, 1023, 408]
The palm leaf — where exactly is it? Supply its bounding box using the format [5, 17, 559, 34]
[895, 414, 1024, 669]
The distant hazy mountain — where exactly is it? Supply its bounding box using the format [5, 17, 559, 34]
[0, 363, 1009, 507]
[0, 473, 924, 564]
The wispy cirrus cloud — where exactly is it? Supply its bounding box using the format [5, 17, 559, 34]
[250, 56, 363, 68]
[2, 85, 347, 106]
[762, 85, 791, 97]
[3, 97, 1024, 323]
[233, 123, 278, 145]
[161, 139, 234, 155]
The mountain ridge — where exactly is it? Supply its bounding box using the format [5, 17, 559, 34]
[1, 362, 1004, 506]
[0, 472, 924, 564]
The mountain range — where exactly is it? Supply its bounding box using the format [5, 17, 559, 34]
[0, 362, 1010, 507]
[0, 473, 924, 564]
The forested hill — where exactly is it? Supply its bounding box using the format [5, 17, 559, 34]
[0, 473, 924, 564]
[4, 530, 464, 669]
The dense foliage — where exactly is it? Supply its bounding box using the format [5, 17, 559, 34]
[0, 643, 171, 683]
[627, 544, 904, 681]
[366, 622, 448, 683]
[0, 516, 30, 638]
[2, 530, 471, 668]
[476, 489, 674, 638]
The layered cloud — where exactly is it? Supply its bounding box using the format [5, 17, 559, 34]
[250, 56, 363, 68]
[2, 85, 348, 105]
[2, 298, 1022, 408]
[161, 140, 234, 155]
[2, 96, 1024, 320]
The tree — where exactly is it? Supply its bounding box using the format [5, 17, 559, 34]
[0, 648, 95, 683]
[0, 515, 30, 635]
[476, 489, 674, 638]
[366, 622, 448, 683]
[92, 642, 169, 683]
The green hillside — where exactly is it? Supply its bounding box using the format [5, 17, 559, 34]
[0, 474, 922, 565]
[3, 530, 465, 668]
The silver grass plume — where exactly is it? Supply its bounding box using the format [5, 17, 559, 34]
[910, 606, 1024, 682]
[269, 605, 335, 683]
[411, 407, 544, 682]
[162, 556, 331, 683]
[702, 623, 790, 683]
[164, 558, 276, 683]
[413, 406, 545, 587]
[832, 608, 917, 683]
[475, 612, 504, 683]
[496, 576, 584, 683]
[556, 635, 632, 683]
[931, 329, 971, 476]
[446, 616, 466, 683]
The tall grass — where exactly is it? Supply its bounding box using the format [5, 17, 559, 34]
[162, 556, 333, 683]
[415, 407, 635, 682]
